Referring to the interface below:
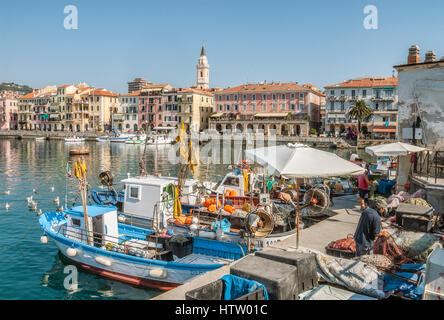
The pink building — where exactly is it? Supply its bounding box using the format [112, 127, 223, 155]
[0, 93, 18, 130]
[213, 82, 324, 121]
[138, 84, 175, 130]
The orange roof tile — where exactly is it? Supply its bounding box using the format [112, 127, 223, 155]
[217, 82, 319, 94]
[120, 91, 141, 97]
[325, 77, 398, 89]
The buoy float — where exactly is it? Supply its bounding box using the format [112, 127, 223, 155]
[37, 209, 42, 216]
[40, 235, 48, 244]
[66, 247, 77, 257]
[191, 217, 199, 225]
[148, 268, 168, 279]
[117, 215, 126, 223]
[51, 186, 55, 192]
[4, 190, 10, 195]
[5, 203, 10, 210]
[95, 256, 112, 267]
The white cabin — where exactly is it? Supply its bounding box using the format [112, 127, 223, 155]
[121, 175, 198, 221]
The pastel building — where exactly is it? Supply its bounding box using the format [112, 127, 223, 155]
[0, 93, 18, 130]
[139, 84, 174, 130]
[114, 91, 140, 132]
[209, 82, 325, 135]
[324, 77, 398, 138]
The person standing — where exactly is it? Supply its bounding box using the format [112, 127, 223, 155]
[358, 168, 371, 210]
[354, 202, 385, 257]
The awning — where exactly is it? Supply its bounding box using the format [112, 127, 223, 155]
[210, 113, 224, 118]
[373, 128, 396, 133]
[254, 113, 288, 118]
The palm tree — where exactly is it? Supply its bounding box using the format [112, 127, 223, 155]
[346, 99, 372, 138]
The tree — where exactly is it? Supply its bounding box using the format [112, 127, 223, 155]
[346, 100, 372, 138]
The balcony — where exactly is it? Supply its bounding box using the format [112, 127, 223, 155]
[372, 96, 396, 102]
[327, 95, 348, 101]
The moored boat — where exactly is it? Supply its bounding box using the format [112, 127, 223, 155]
[39, 205, 246, 290]
[64, 136, 85, 143]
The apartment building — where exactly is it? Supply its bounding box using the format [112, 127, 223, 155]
[0, 92, 18, 130]
[324, 77, 398, 139]
[114, 91, 140, 132]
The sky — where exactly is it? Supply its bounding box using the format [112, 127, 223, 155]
[1, 0, 444, 93]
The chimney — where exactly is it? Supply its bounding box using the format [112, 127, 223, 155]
[408, 45, 421, 64]
[424, 50, 436, 63]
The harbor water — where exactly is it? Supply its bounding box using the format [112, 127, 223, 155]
[0, 138, 371, 299]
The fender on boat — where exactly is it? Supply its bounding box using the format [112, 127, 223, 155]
[66, 247, 78, 257]
[40, 236, 48, 244]
[149, 268, 168, 279]
[198, 230, 217, 239]
[95, 256, 113, 267]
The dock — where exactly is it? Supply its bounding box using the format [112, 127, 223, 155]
[152, 195, 362, 300]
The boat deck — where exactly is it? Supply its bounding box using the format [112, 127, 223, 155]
[175, 253, 233, 265]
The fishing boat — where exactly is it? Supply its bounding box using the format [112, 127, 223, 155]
[96, 136, 110, 142]
[64, 136, 85, 143]
[39, 205, 246, 290]
[40, 158, 247, 290]
[35, 136, 45, 141]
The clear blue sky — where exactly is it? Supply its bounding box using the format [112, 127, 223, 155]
[1, 0, 443, 93]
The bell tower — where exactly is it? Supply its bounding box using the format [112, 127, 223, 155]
[196, 45, 210, 89]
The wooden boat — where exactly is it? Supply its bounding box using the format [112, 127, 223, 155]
[69, 149, 89, 156]
[39, 205, 246, 290]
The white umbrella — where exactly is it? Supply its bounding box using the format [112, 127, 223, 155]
[245, 143, 365, 178]
[245, 143, 365, 248]
[365, 142, 427, 157]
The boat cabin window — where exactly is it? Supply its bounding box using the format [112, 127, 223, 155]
[128, 185, 141, 200]
[72, 218, 81, 227]
[223, 177, 240, 187]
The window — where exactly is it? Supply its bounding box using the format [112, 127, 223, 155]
[340, 102, 345, 111]
[218, 95, 222, 101]
[262, 103, 266, 111]
[299, 93, 304, 99]
[128, 185, 141, 200]
[72, 218, 81, 227]
[351, 90, 356, 97]
[243, 103, 247, 111]
[291, 103, 295, 110]
[252, 94, 256, 100]
[223, 177, 239, 187]
[262, 94, 266, 100]
[280, 103, 285, 110]
[299, 103, 304, 111]
[226, 104, 230, 111]
[330, 90, 335, 95]
[226, 95, 230, 101]
[243, 94, 247, 100]
[252, 103, 256, 111]
[291, 93, 295, 99]
[272, 103, 276, 110]
[234, 95, 238, 101]
[282, 94, 286, 99]
[272, 94, 276, 100]
[234, 104, 238, 111]
[362, 90, 367, 98]
[340, 90, 345, 95]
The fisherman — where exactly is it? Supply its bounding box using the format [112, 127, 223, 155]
[358, 167, 372, 210]
[354, 201, 386, 257]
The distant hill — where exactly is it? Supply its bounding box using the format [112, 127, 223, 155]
[0, 82, 34, 94]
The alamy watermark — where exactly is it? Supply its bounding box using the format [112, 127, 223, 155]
[63, 265, 78, 291]
[363, 5, 378, 30]
[64, 5, 78, 30]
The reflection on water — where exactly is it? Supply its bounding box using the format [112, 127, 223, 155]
[0, 138, 372, 299]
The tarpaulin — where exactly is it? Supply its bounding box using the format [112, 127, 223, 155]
[221, 274, 269, 300]
[384, 264, 425, 300]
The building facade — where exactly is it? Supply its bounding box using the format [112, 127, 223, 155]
[0, 92, 18, 130]
[394, 45, 444, 146]
[324, 77, 398, 139]
[128, 78, 151, 93]
[209, 82, 323, 135]
[176, 88, 213, 132]
[114, 91, 140, 132]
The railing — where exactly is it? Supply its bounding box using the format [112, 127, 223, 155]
[414, 150, 444, 184]
[58, 223, 168, 259]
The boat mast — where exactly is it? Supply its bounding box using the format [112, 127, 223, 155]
[73, 158, 93, 246]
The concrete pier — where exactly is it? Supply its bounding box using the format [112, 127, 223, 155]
[152, 195, 362, 300]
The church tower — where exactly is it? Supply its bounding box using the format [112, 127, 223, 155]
[195, 45, 210, 89]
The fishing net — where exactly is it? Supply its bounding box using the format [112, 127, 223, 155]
[373, 232, 413, 266]
[393, 231, 443, 262]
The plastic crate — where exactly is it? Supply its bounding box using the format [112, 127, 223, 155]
[193, 237, 247, 260]
[325, 246, 356, 259]
[185, 279, 266, 300]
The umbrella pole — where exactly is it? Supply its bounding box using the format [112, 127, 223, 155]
[296, 179, 300, 249]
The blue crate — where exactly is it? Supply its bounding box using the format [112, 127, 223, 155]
[193, 237, 247, 260]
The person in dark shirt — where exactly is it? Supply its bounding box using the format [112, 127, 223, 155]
[354, 201, 386, 256]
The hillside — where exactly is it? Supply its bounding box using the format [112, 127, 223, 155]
[0, 82, 33, 94]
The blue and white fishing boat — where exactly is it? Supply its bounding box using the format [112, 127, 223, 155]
[39, 204, 246, 290]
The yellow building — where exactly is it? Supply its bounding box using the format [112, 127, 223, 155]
[177, 88, 214, 132]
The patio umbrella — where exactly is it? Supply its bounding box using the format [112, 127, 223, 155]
[245, 143, 365, 178]
[245, 143, 365, 248]
[365, 142, 427, 157]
